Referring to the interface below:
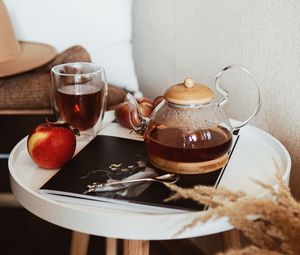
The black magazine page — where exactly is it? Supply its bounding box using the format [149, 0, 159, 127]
[40, 126, 239, 213]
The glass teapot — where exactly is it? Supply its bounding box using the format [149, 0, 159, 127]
[126, 65, 261, 174]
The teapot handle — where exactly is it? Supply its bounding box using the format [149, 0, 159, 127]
[215, 64, 262, 131]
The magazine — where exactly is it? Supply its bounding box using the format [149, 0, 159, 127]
[39, 123, 239, 213]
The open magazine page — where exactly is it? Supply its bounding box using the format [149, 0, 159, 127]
[39, 122, 239, 213]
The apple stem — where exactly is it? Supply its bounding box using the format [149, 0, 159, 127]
[73, 128, 80, 136]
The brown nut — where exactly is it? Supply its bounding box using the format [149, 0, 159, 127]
[114, 98, 154, 129]
[114, 102, 132, 129]
[138, 102, 153, 117]
[137, 97, 153, 105]
[153, 96, 164, 108]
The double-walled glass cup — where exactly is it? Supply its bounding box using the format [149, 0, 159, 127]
[51, 62, 108, 140]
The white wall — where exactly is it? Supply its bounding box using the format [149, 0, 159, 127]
[132, 0, 300, 198]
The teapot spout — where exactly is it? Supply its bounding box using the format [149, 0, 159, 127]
[125, 93, 149, 135]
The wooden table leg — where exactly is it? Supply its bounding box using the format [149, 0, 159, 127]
[221, 229, 241, 251]
[123, 240, 149, 255]
[70, 231, 90, 255]
[106, 238, 117, 255]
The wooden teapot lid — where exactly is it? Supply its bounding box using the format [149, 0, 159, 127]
[164, 78, 214, 105]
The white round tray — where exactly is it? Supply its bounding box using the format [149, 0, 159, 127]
[9, 123, 291, 240]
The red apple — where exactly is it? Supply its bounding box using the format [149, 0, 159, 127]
[27, 123, 76, 169]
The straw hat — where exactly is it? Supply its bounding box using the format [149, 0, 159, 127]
[0, 0, 56, 77]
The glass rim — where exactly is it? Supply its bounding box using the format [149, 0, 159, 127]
[51, 62, 103, 77]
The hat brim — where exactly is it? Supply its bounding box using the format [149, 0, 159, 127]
[0, 41, 56, 78]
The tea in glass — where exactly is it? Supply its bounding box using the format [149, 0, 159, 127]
[51, 62, 107, 139]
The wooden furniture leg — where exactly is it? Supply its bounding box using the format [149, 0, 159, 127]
[0, 192, 20, 207]
[70, 231, 90, 255]
[221, 229, 241, 251]
[106, 238, 118, 255]
[123, 240, 149, 255]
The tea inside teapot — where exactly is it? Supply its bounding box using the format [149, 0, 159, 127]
[145, 123, 232, 163]
[143, 110, 233, 174]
